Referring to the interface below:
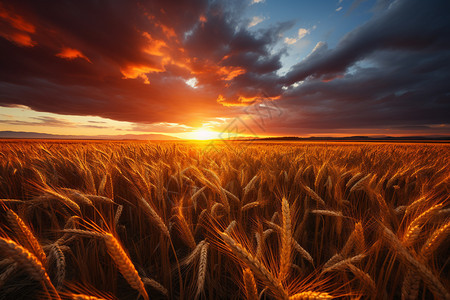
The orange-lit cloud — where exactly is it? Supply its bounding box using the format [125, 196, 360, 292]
[218, 66, 246, 81]
[0, 4, 35, 33]
[2, 32, 35, 47]
[0, 3, 36, 47]
[142, 32, 167, 56]
[199, 15, 207, 23]
[56, 47, 91, 62]
[120, 64, 165, 84]
[217, 94, 280, 107]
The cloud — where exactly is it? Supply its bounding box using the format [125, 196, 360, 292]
[251, 0, 265, 4]
[347, 0, 368, 15]
[248, 16, 265, 28]
[56, 47, 91, 62]
[336, 6, 343, 11]
[297, 28, 310, 40]
[131, 122, 192, 133]
[0, 116, 74, 127]
[0, 0, 291, 127]
[0, 3, 36, 46]
[284, 37, 297, 45]
[273, 0, 450, 134]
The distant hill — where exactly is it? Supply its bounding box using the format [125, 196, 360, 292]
[0, 131, 180, 140]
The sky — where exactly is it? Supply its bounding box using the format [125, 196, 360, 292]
[1, 0, 449, 139]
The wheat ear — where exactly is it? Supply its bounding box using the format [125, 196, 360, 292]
[177, 205, 196, 249]
[114, 205, 123, 226]
[0, 238, 60, 299]
[349, 174, 372, 192]
[103, 233, 149, 300]
[180, 240, 206, 267]
[225, 220, 237, 234]
[310, 210, 343, 218]
[289, 291, 333, 299]
[196, 242, 209, 298]
[402, 220, 450, 300]
[243, 268, 258, 300]
[321, 254, 366, 274]
[220, 232, 288, 300]
[382, 226, 450, 300]
[401, 270, 420, 300]
[345, 263, 376, 292]
[302, 185, 326, 207]
[420, 220, 450, 258]
[49, 244, 66, 290]
[403, 203, 443, 245]
[280, 197, 292, 281]
[138, 197, 170, 238]
[242, 201, 261, 212]
[72, 294, 106, 300]
[142, 277, 168, 296]
[323, 254, 343, 269]
[346, 172, 363, 188]
[341, 221, 364, 256]
[6, 209, 47, 264]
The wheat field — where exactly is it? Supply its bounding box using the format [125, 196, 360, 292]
[0, 140, 448, 300]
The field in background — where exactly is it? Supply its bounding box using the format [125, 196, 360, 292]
[0, 141, 449, 300]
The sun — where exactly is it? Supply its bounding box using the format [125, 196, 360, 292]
[191, 128, 218, 140]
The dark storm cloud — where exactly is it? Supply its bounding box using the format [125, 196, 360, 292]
[284, 0, 450, 85]
[272, 0, 450, 134]
[0, 0, 288, 125]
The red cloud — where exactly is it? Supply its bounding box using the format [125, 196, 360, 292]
[0, 3, 35, 33]
[56, 47, 91, 62]
[0, 3, 36, 47]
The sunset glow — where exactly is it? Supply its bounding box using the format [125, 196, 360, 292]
[189, 128, 219, 140]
